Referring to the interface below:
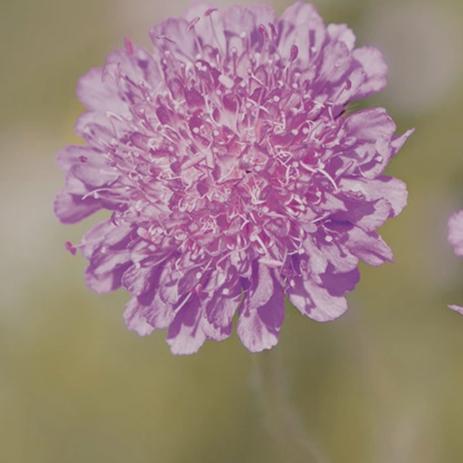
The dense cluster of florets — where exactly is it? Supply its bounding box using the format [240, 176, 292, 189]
[55, 3, 413, 353]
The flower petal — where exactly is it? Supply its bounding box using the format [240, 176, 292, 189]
[352, 47, 388, 98]
[288, 278, 348, 322]
[124, 290, 174, 336]
[167, 294, 206, 355]
[449, 305, 463, 315]
[340, 176, 408, 218]
[346, 227, 393, 266]
[278, 3, 326, 62]
[238, 265, 284, 352]
[448, 210, 463, 257]
[85, 250, 132, 293]
[124, 298, 155, 336]
[319, 265, 360, 297]
[53, 191, 101, 224]
[327, 23, 356, 50]
[345, 108, 396, 141]
[77, 67, 126, 113]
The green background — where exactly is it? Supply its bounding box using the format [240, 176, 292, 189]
[1, 0, 463, 461]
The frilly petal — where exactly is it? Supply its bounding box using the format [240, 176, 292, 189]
[327, 23, 356, 50]
[53, 191, 101, 224]
[167, 294, 207, 355]
[124, 298, 156, 336]
[278, 2, 326, 62]
[352, 47, 388, 98]
[124, 292, 174, 336]
[288, 278, 348, 322]
[85, 250, 131, 293]
[346, 227, 393, 266]
[238, 265, 284, 352]
[77, 67, 127, 113]
[340, 176, 408, 218]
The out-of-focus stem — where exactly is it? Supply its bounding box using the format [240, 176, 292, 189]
[252, 349, 329, 463]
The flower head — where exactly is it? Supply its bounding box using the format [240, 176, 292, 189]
[55, 3, 413, 354]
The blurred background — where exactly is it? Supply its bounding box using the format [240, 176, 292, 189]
[1, 0, 463, 461]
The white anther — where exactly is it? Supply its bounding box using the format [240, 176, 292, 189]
[219, 74, 234, 89]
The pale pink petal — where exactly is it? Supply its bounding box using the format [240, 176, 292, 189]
[449, 210, 463, 257]
[352, 47, 388, 98]
[124, 298, 155, 336]
[53, 191, 101, 224]
[346, 227, 393, 266]
[167, 295, 207, 355]
[449, 305, 463, 315]
[238, 267, 284, 352]
[288, 278, 348, 322]
[345, 108, 396, 141]
[327, 23, 356, 50]
[340, 177, 408, 217]
[77, 67, 127, 113]
[278, 3, 325, 62]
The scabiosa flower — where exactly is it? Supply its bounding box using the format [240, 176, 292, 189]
[55, 3, 413, 354]
[448, 211, 463, 313]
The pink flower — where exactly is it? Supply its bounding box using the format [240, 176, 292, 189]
[55, 3, 413, 354]
[448, 211, 463, 314]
